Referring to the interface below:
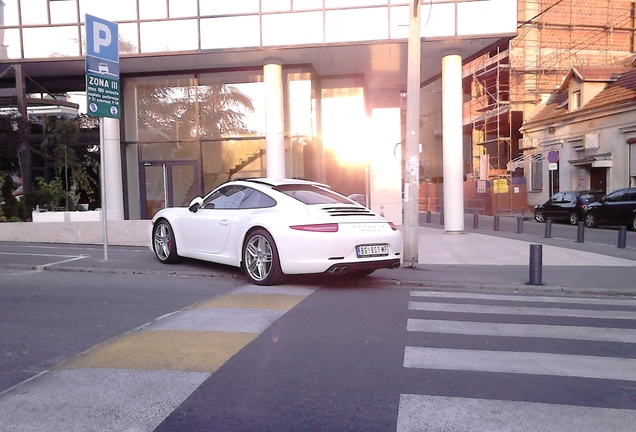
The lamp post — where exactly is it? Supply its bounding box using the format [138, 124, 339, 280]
[403, 0, 421, 267]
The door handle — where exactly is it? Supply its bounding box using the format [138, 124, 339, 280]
[220, 219, 230, 226]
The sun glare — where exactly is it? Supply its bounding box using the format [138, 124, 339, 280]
[321, 93, 370, 167]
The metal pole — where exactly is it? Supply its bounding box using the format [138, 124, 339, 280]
[494, 215, 500, 231]
[99, 117, 108, 260]
[529, 244, 543, 285]
[426, 211, 431, 223]
[544, 219, 552, 238]
[473, 213, 479, 229]
[402, 0, 421, 267]
[516, 216, 524, 234]
[576, 221, 585, 243]
[618, 226, 627, 249]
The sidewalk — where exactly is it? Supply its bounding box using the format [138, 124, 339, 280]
[2, 225, 634, 296]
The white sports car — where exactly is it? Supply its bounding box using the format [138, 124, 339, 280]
[148, 178, 403, 285]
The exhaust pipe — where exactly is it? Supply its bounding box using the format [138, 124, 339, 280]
[391, 261, 401, 269]
[341, 266, 348, 274]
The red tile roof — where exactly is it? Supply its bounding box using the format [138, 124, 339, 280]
[523, 55, 636, 126]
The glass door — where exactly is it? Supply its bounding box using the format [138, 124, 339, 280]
[140, 160, 201, 219]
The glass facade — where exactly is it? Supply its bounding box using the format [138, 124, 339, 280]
[0, 0, 516, 59]
[123, 67, 327, 218]
[0, 0, 518, 220]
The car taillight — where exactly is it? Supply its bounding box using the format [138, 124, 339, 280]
[388, 222, 398, 231]
[290, 223, 339, 232]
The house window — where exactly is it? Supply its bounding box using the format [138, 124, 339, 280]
[571, 90, 581, 111]
[530, 158, 543, 191]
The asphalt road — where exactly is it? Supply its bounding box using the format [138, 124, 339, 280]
[1, 268, 635, 431]
[0, 268, 242, 392]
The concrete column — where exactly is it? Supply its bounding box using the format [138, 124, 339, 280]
[103, 117, 124, 220]
[442, 54, 464, 232]
[402, 0, 421, 267]
[264, 62, 285, 179]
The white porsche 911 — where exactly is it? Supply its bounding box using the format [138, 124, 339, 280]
[148, 178, 402, 285]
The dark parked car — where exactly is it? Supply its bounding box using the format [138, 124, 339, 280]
[534, 190, 603, 225]
[583, 187, 636, 230]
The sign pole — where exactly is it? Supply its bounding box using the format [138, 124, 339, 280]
[86, 14, 119, 261]
[99, 117, 108, 260]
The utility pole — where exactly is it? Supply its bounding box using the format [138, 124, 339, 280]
[403, 0, 421, 267]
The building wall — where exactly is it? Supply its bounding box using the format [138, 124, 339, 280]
[522, 108, 636, 207]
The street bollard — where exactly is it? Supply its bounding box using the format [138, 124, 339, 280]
[440, 211, 444, 225]
[494, 215, 500, 231]
[529, 244, 543, 285]
[516, 216, 524, 234]
[618, 226, 627, 249]
[544, 219, 552, 238]
[426, 211, 431, 223]
[473, 213, 479, 229]
[576, 221, 585, 243]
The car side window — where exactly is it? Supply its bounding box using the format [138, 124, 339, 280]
[604, 190, 625, 203]
[202, 185, 247, 210]
[626, 190, 636, 201]
[551, 192, 564, 202]
[238, 189, 276, 209]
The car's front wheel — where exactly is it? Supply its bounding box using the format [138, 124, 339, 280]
[584, 213, 598, 228]
[568, 212, 579, 225]
[242, 228, 286, 286]
[630, 215, 636, 231]
[534, 210, 545, 223]
[153, 219, 179, 263]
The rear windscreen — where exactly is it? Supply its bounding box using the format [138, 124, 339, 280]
[275, 185, 351, 205]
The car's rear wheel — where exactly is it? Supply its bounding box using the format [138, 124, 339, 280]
[242, 228, 286, 286]
[153, 219, 179, 263]
[584, 213, 598, 228]
[534, 210, 545, 223]
[630, 216, 636, 231]
[568, 212, 579, 225]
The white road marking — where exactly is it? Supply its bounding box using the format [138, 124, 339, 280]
[397, 395, 636, 432]
[409, 301, 636, 320]
[407, 318, 636, 343]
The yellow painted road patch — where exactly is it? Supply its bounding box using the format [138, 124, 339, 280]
[56, 330, 257, 372]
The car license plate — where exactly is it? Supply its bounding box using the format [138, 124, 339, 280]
[356, 244, 388, 258]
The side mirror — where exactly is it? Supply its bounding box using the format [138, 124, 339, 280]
[188, 197, 203, 213]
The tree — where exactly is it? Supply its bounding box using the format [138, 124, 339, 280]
[42, 117, 99, 211]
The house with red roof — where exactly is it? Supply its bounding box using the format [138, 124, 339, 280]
[517, 55, 636, 207]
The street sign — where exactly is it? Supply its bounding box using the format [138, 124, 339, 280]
[85, 15, 119, 119]
[547, 150, 559, 163]
[86, 74, 120, 118]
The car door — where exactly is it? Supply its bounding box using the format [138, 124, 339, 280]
[179, 185, 248, 255]
[598, 189, 626, 225]
[616, 189, 636, 225]
[544, 192, 565, 219]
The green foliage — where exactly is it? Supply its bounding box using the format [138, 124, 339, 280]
[24, 177, 66, 210]
[0, 173, 24, 222]
[41, 117, 99, 210]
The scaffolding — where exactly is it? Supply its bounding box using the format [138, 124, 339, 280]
[465, 0, 636, 181]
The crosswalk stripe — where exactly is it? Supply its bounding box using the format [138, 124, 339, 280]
[407, 318, 636, 343]
[403, 346, 636, 381]
[409, 301, 636, 319]
[396, 395, 636, 432]
[411, 290, 636, 306]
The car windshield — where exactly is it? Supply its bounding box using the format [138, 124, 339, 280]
[274, 184, 351, 205]
[579, 192, 601, 202]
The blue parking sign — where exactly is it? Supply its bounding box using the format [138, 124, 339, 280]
[86, 15, 119, 63]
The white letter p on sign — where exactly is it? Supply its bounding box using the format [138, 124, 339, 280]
[93, 22, 112, 54]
